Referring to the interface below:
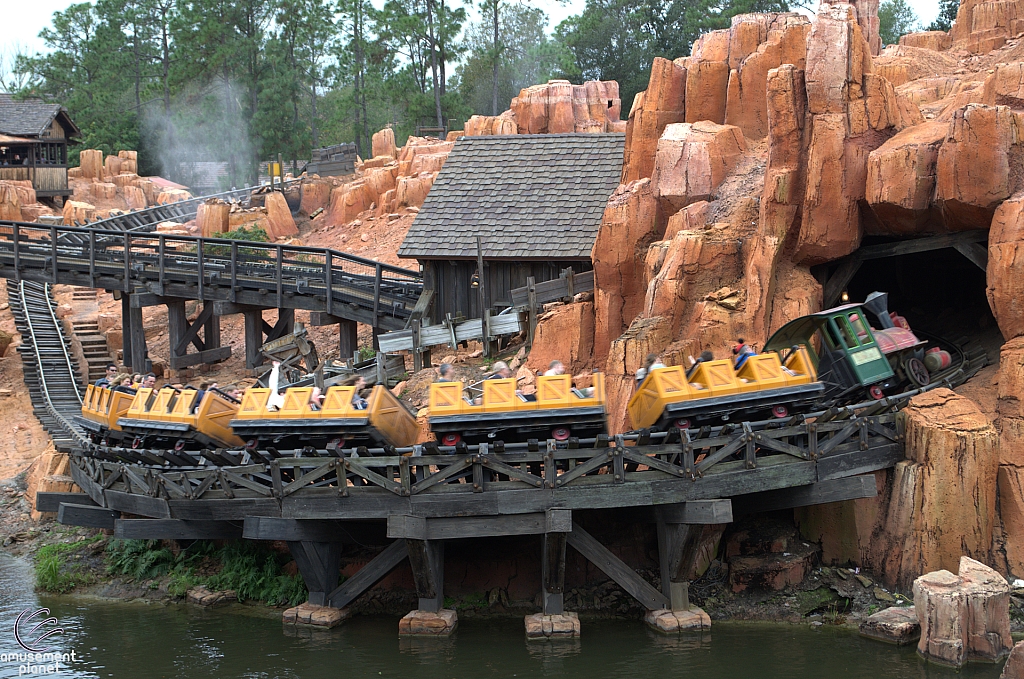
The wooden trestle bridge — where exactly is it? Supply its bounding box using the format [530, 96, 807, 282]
[45, 409, 903, 616]
[0, 219, 424, 370]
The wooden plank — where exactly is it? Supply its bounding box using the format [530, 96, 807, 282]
[386, 512, 570, 540]
[654, 500, 733, 525]
[326, 539, 410, 609]
[567, 522, 668, 611]
[954, 241, 988, 271]
[57, 503, 119, 529]
[167, 498, 281, 520]
[731, 475, 878, 515]
[168, 345, 232, 369]
[114, 519, 243, 540]
[104, 490, 171, 518]
[510, 271, 594, 307]
[36, 492, 96, 513]
[407, 539, 444, 612]
[68, 461, 107, 507]
[243, 517, 385, 542]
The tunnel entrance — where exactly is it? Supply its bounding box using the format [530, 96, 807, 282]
[819, 232, 1004, 363]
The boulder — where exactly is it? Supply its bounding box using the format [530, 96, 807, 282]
[511, 79, 621, 135]
[899, 31, 952, 51]
[0, 183, 22, 221]
[1002, 640, 1024, 679]
[913, 557, 1012, 667]
[651, 121, 747, 214]
[156, 189, 192, 205]
[865, 120, 947, 234]
[728, 540, 820, 592]
[299, 179, 332, 216]
[395, 173, 436, 209]
[464, 114, 517, 136]
[196, 200, 230, 237]
[62, 200, 96, 225]
[859, 605, 921, 645]
[525, 301, 595, 375]
[998, 465, 1024, 578]
[91, 182, 117, 200]
[371, 127, 398, 159]
[591, 179, 660, 363]
[869, 389, 998, 588]
[104, 155, 122, 177]
[988, 194, 1024, 340]
[684, 60, 729, 125]
[621, 58, 688, 183]
[79, 149, 103, 180]
[983, 62, 1024, 108]
[936, 104, 1016, 230]
[264, 192, 298, 239]
[186, 586, 237, 606]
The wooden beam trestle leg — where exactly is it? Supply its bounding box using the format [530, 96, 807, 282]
[541, 530, 567, 616]
[287, 540, 342, 607]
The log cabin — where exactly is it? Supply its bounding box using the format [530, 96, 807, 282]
[397, 133, 624, 323]
[0, 93, 80, 202]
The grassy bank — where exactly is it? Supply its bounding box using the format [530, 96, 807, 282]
[35, 536, 306, 607]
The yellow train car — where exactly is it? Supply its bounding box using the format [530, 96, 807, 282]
[427, 373, 607, 445]
[117, 387, 244, 449]
[230, 384, 419, 449]
[627, 348, 822, 430]
[78, 385, 136, 443]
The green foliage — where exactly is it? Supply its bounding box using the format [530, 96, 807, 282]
[879, 0, 919, 45]
[35, 535, 104, 594]
[204, 542, 307, 606]
[105, 539, 306, 606]
[201, 225, 270, 256]
[928, 0, 959, 31]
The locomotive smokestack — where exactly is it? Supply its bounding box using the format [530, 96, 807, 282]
[863, 291, 895, 329]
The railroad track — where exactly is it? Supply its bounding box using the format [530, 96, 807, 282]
[8, 281, 86, 451]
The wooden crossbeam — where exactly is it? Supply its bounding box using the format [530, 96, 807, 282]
[327, 539, 409, 609]
[57, 503, 119, 529]
[730, 475, 878, 515]
[567, 522, 668, 611]
[114, 519, 242, 540]
[36, 492, 96, 513]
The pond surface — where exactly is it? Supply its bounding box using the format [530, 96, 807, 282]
[0, 553, 1007, 678]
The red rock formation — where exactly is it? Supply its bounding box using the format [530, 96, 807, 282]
[79, 149, 103, 180]
[464, 114, 517, 136]
[524, 302, 596, 375]
[651, 121, 747, 214]
[0, 184, 22, 221]
[264, 192, 298, 239]
[900, 31, 953, 51]
[299, 178, 333, 216]
[869, 389, 998, 588]
[684, 60, 729, 124]
[372, 127, 398, 159]
[936, 104, 1017, 230]
[913, 557, 1012, 666]
[621, 58, 687, 183]
[591, 179, 660, 363]
[511, 79, 622, 134]
[850, 0, 881, 54]
[196, 200, 230, 237]
[866, 120, 947, 234]
[988, 195, 1024, 340]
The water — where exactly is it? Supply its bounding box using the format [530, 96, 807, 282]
[0, 553, 1007, 678]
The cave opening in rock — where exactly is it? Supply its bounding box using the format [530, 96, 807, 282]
[841, 244, 1003, 358]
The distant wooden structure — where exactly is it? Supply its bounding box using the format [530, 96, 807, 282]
[0, 93, 80, 200]
[305, 143, 357, 177]
[397, 133, 624, 323]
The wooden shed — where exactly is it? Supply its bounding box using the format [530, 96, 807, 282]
[0, 93, 80, 200]
[397, 133, 624, 323]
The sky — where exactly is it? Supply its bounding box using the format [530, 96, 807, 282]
[3, 0, 944, 60]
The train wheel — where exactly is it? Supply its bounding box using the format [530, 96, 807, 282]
[441, 433, 461, 446]
[905, 357, 931, 387]
[772, 405, 789, 419]
[868, 385, 885, 400]
[132, 437, 142, 449]
[673, 418, 691, 430]
[551, 427, 571, 441]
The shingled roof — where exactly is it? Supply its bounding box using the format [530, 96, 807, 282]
[0, 93, 80, 138]
[398, 133, 624, 260]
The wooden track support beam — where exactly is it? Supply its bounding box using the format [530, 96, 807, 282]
[57, 503, 120, 530]
[730, 475, 878, 515]
[309, 312, 359, 361]
[288, 540, 343, 607]
[407, 539, 445, 613]
[115, 519, 242, 540]
[654, 501, 731, 611]
[542, 530, 568, 615]
[327, 539, 410, 609]
[566, 522, 668, 611]
[36, 492, 96, 513]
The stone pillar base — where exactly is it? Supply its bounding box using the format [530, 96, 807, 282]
[524, 612, 581, 639]
[859, 606, 920, 645]
[645, 607, 711, 633]
[399, 609, 458, 636]
[282, 602, 351, 628]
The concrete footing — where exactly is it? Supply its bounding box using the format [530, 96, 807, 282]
[859, 606, 920, 645]
[282, 602, 351, 628]
[398, 609, 459, 636]
[524, 612, 581, 639]
[644, 607, 711, 633]
[186, 586, 236, 606]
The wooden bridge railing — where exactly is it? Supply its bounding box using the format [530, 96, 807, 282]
[0, 220, 423, 330]
[70, 412, 902, 510]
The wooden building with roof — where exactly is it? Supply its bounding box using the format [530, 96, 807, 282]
[397, 133, 624, 323]
[0, 93, 80, 200]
